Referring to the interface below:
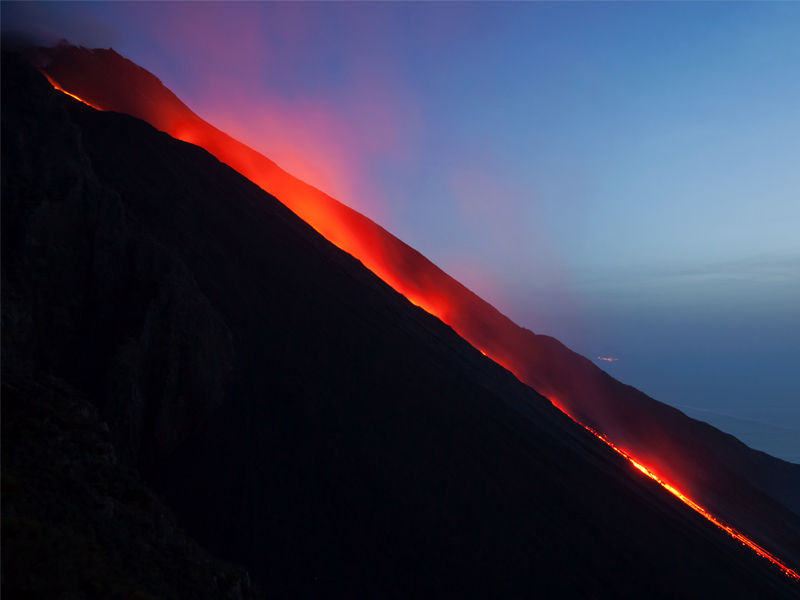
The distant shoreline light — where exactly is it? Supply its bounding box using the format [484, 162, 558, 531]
[597, 356, 619, 362]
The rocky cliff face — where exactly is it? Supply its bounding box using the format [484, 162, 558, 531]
[2, 51, 798, 598]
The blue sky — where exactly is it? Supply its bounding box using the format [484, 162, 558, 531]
[4, 1, 799, 461]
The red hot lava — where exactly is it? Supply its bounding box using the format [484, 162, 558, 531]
[548, 398, 800, 581]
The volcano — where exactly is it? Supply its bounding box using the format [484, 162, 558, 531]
[33, 43, 800, 568]
[2, 47, 799, 597]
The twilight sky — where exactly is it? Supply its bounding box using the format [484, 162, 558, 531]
[4, 1, 799, 461]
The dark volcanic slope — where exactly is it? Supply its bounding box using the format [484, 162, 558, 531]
[2, 53, 798, 598]
[1, 378, 262, 600]
[34, 44, 800, 569]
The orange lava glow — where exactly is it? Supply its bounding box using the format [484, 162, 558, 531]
[548, 397, 800, 582]
[42, 73, 103, 110]
[42, 69, 799, 582]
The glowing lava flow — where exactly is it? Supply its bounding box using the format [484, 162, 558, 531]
[42, 73, 102, 110]
[43, 74, 800, 583]
[549, 398, 800, 581]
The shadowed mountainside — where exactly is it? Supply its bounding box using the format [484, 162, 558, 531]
[1, 377, 263, 600]
[30, 43, 800, 569]
[3, 51, 799, 598]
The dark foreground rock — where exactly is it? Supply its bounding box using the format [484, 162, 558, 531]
[1, 376, 261, 600]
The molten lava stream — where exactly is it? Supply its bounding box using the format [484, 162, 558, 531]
[42, 73, 102, 110]
[44, 79, 800, 583]
[549, 398, 800, 581]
